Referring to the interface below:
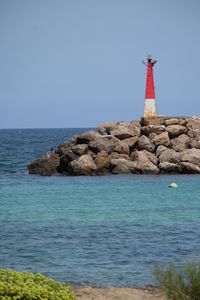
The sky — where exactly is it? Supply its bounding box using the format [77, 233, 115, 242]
[0, 0, 200, 128]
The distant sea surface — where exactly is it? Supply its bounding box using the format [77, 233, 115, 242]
[0, 128, 200, 287]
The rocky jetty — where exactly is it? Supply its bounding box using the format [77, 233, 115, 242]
[28, 116, 200, 176]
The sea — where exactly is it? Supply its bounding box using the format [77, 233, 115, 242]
[0, 128, 200, 287]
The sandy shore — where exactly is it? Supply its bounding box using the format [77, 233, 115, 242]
[74, 286, 166, 300]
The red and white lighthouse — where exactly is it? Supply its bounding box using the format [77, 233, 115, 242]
[143, 54, 157, 118]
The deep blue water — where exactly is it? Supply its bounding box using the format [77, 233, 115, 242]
[0, 129, 200, 287]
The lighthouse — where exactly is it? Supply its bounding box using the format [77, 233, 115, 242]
[143, 54, 157, 118]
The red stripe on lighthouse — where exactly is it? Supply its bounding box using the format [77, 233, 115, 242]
[145, 60, 155, 99]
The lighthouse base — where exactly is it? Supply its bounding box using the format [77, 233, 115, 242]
[141, 116, 166, 126]
[144, 98, 157, 118]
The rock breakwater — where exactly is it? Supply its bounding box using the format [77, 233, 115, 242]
[28, 117, 200, 176]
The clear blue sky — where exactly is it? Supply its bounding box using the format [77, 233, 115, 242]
[0, 0, 200, 128]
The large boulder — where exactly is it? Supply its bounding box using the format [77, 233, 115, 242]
[58, 150, 78, 173]
[89, 136, 117, 154]
[164, 118, 186, 126]
[111, 158, 138, 174]
[71, 144, 88, 156]
[164, 118, 179, 126]
[142, 150, 158, 165]
[156, 145, 168, 157]
[171, 134, 189, 152]
[149, 132, 157, 141]
[69, 154, 97, 175]
[109, 123, 140, 140]
[187, 129, 200, 149]
[97, 121, 116, 135]
[28, 152, 60, 176]
[137, 135, 155, 152]
[94, 151, 110, 170]
[159, 162, 182, 173]
[178, 119, 187, 126]
[181, 149, 200, 167]
[115, 140, 130, 155]
[179, 162, 200, 174]
[131, 150, 159, 174]
[159, 149, 182, 164]
[122, 136, 138, 149]
[153, 132, 170, 146]
[129, 122, 141, 133]
[57, 137, 77, 155]
[166, 125, 187, 138]
[109, 152, 130, 161]
[186, 117, 200, 130]
[141, 125, 165, 135]
[89, 136, 129, 155]
[76, 131, 101, 144]
[188, 138, 200, 149]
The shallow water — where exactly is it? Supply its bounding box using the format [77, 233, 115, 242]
[0, 129, 200, 287]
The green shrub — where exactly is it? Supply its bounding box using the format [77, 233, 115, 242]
[154, 262, 200, 300]
[0, 269, 75, 300]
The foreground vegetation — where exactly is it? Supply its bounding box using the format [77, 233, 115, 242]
[0, 269, 75, 300]
[154, 262, 200, 300]
[2, 263, 200, 300]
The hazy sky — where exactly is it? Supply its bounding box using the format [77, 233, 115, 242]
[0, 0, 200, 128]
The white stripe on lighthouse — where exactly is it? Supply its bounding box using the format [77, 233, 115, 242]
[144, 98, 157, 118]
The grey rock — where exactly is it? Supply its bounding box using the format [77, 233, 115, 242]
[138, 135, 156, 152]
[98, 121, 116, 135]
[186, 117, 200, 130]
[59, 150, 78, 173]
[111, 158, 138, 174]
[178, 119, 187, 126]
[153, 132, 170, 146]
[149, 133, 157, 141]
[131, 150, 159, 174]
[96, 168, 111, 175]
[94, 151, 110, 170]
[109, 152, 130, 160]
[69, 154, 97, 175]
[179, 162, 200, 173]
[166, 125, 187, 138]
[189, 139, 200, 149]
[71, 144, 88, 156]
[141, 125, 165, 135]
[142, 150, 158, 165]
[181, 149, 200, 167]
[76, 131, 101, 144]
[57, 137, 77, 155]
[28, 152, 60, 176]
[171, 134, 189, 152]
[187, 129, 200, 149]
[122, 136, 138, 149]
[61, 150, 78, 162]
[89, 136, 129, 155]
[114, 140, 130, 155]
[87, 150, 97, 159]
[165, 118, 179, 126]
[89, 136, 117, 154]
[130, 121, 141, 128]
[159, 162, 182, 173]
[193, 141, 200, 149]
[156, 145, 168, 157]
[187, 128, 200, 138]
[110, 123, 140, 140]
[159, 149, 182, 164]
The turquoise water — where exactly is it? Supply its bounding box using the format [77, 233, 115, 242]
[0, 129, 200, 287]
